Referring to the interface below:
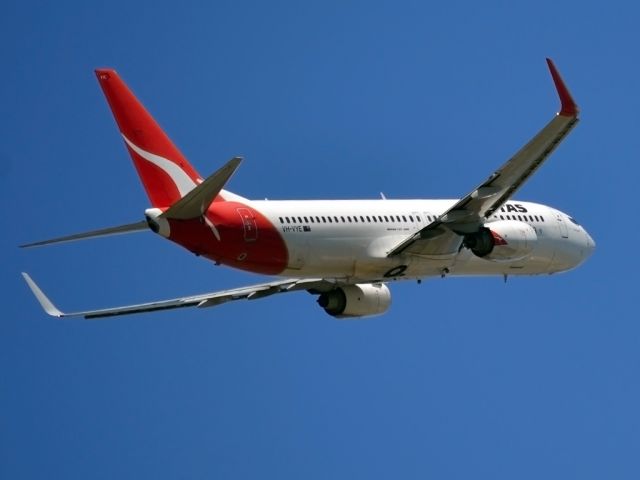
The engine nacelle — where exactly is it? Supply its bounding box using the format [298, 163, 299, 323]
[464, 220, 537, 262]
[317, 283, 391, 319]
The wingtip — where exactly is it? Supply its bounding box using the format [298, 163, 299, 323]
[546, 58, 579, 117]
[21, 273, 65, 317]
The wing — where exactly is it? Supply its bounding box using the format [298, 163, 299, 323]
[22, 273, 337, 319]
[388, 58, 579, 258]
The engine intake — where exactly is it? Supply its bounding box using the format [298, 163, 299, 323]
[464, 220, 537, 262]
[317, 283, 391, 319]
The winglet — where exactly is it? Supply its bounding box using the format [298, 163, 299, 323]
[22, 273, 65, 317]
[546, 58, 579, 117]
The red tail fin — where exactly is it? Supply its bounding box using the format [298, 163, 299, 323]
[95, 69, 201, 208]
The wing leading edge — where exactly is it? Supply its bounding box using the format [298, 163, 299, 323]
[22, 273, 336, 319]
[388, 58, 579, 258]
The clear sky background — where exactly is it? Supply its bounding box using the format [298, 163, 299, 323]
[2, 1, 639, 478]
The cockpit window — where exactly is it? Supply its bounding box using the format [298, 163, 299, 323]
[569, 217, 580, 225]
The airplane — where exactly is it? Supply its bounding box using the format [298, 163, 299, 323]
[21, 58, 595, 319]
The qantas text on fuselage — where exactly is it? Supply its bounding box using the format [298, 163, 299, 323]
[21, 59, 594, 319]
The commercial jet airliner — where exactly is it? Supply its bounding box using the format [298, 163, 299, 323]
[21, 59, 595, 319]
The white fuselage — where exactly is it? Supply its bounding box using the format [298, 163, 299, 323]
[250, 199, 595, 281]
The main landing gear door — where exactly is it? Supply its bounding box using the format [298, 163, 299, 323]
[236, 208, 258, 242]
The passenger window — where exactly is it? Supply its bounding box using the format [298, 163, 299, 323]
[321, 216, 326, 223]
[402, 216, 407, 222]
[279, 217, 284, 224]
[341, 216, 346, 223]
[409, 215, 414, 222]
[304, 216, 308, 223]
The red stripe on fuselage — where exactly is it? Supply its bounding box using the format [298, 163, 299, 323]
[166, 201, 288, 275]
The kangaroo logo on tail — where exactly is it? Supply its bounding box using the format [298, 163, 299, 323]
[96, 69, 202, 208]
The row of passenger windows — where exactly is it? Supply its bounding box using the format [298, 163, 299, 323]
[278, 214, 435, 225]
[278, 213, 546, 226]
[492, 214, 545, 222]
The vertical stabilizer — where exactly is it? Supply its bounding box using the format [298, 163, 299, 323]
[95, 69, 202, 208]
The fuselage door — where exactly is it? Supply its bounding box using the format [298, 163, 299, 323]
[556, 213, 569, 239]
[237, 208, 258, 242]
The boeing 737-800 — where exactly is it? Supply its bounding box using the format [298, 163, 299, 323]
[21, 59, 594, 319]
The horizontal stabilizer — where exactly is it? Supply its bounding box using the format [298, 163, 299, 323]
[20, 220, 148, 248]
[162, 157, 242, 220]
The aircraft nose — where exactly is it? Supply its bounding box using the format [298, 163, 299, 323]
[584, 229, 596, 258]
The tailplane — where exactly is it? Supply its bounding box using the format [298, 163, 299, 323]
[20, 221, 149, 248]
[162, 156, 243, 220]
[95, 69, 202, 208]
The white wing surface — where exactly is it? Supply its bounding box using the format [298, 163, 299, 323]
[22, 273, 336, 319]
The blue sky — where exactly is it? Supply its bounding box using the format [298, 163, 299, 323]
[2, 1, 639, 478]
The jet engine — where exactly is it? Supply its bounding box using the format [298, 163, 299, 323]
[463, 220, 537, 262]
[317, 283, 391, 319]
